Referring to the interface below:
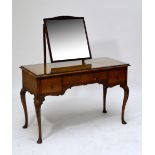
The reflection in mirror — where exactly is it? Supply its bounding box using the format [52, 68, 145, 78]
[44, 17, 92, 62]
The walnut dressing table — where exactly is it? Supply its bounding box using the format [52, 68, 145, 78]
[20, 57, 130, 144]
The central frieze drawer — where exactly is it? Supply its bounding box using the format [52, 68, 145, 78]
[63, 71, 107, 85]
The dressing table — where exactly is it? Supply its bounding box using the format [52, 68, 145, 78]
[20, 16, 130, 144]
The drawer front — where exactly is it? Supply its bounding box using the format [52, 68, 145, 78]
[22, 70, 38, 94]
[63, 71, 107, 86]
[95, 71, 107, 81]
[108, 69, 127, 85]
[40, 78, 62, 94]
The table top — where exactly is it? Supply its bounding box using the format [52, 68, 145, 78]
[20, 57, 130, 78]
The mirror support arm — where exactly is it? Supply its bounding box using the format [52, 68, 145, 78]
[43, 23, 53, 63]
[43, 24, 46, 64]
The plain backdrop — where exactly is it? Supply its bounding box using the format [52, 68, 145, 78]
[12, 0, 141, 155]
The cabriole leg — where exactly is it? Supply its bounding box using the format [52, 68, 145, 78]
[120, 85, 129, 124]
[20, 88, 28, 128]
[34, 96, 45, 144]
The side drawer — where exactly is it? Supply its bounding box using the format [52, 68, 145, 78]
[22, 70, 38, 94]
[40, 77, 62, 94]
[63, 73, 95, 85]
[108, 69, 127, 85]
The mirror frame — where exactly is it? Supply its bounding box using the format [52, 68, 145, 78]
[43, 16, 92, 63]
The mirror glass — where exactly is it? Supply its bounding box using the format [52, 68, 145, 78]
[44, 17, 91, 62]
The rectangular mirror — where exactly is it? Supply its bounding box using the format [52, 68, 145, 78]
[44, 16, 92, 63]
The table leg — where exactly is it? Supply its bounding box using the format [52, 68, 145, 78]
[103, 85, 108, 113]
[20, 88, 28, 128]
[34, 96, 45, 144]
[120, 85, 129, 124]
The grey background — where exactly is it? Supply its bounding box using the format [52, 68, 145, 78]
[13, 0, 141, 155]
